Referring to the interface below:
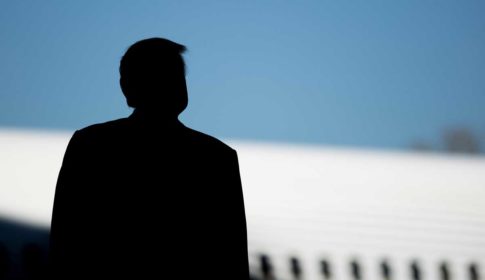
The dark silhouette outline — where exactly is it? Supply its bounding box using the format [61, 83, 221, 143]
[48, 38, 249, 279]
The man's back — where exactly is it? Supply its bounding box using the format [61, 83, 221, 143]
[49, 37, 249, 279]
[49, 111, 248, 279]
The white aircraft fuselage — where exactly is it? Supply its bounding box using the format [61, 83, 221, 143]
[1, 129, 484, 280]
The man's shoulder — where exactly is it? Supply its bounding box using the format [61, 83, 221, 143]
[71, 119, 237, 154]
[81, 118, 129, 131]
[182, 126, 236, 155]
[71, 118, 130, 140]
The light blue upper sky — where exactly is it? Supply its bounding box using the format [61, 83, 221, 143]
[1, 1, 484, 151]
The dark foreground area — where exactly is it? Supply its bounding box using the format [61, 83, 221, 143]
[0, 217, 49, 280]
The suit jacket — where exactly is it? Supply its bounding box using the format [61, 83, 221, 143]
[49, 111, 249, 279]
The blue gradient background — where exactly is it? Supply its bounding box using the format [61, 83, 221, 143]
[1, 1, 484, 151]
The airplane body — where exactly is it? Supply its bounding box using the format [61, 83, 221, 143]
[1, 129, 484, 280]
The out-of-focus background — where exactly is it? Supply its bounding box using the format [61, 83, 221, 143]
[1, 1, 484, 280]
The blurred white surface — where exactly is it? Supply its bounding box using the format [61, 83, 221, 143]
[1, 129, 484, 280]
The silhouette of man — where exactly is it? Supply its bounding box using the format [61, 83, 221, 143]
[49, 38, 249, 279]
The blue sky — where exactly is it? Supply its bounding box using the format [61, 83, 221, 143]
[0, 1, 484, 151]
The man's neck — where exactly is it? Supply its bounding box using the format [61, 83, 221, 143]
[129, 108, 181, 126]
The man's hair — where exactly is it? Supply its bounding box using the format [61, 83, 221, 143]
[119, 38, 188, 113]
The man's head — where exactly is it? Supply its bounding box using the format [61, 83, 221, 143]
[120, 38, 188, 117]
